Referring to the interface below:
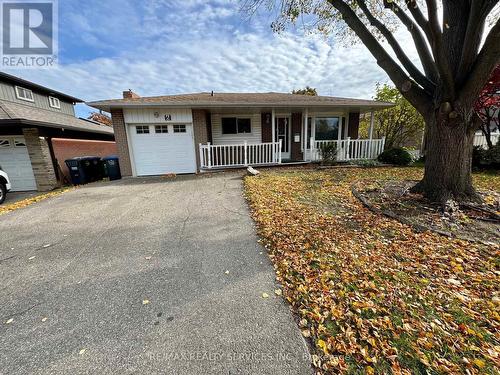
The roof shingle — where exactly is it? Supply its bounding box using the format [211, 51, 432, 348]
[0, 100, 114, 135]
[88, 92, 393, 110]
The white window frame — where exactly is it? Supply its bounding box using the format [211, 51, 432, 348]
[135, 125, 150, 134]
[15, 86, 34, 102]
[173, 124, 187, 133]
[48, 96, 61, 109]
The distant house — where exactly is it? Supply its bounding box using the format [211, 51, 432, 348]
[88, 91, 392, 177]
[0, 72, 116, 191]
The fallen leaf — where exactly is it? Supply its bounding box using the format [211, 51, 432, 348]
[5, 318, 13, 324]
[142, 299, 150, 305]
[41, 317, 48, 322]
[145, 256, 152, 260]
[274, 289, 283, 296]
[79, 348, 86, 355]
[262, 293, 269, 298]
[224, 270, 229, 274]
[28, 256, 36, 260]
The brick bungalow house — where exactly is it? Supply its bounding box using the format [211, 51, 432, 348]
[88, 91, 392, 177]
[0, 72, 116, 191]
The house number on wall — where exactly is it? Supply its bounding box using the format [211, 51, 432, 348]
[164, 114, 172, 121]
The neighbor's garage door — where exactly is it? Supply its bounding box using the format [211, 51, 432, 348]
[0, 136, 37, 191]
[129, 124, 197, 176]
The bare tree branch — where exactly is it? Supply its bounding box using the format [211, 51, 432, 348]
[456, 0, 498, 86]
[383, 0, 439, 82]
[423, 0, 456, 99]
[356, 0, 435, 93]
[459, 17, 500, 109]
[405, 0, 433, 42]
[325, 0, 431, 113]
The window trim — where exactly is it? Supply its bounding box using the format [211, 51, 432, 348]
[155, 125, 169, 134]
[173, 124, 187, 133]
[48, 96, 61, 109]
[135, 125, 150, 134]
[221, 117, 252, 135]
[15, 86, 35, 102]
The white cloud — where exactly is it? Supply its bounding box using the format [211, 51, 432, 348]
[4, 0, 421, 117]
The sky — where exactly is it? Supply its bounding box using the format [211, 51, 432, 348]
[3, 0, 418, 118]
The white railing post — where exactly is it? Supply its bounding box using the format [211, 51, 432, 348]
[244, 141, 248, 166]
[381, 137, 386, 154]
[278, 139, 283, 164]
[310, 137, 314, 161]
[199, 143, 203, 168]
[207, 142, 212, 168]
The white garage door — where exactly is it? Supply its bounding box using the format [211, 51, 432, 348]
[0, 136, 37, 191]
[129, 124, 197, 176]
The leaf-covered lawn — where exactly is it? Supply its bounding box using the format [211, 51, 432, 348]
[244, 167, 499, 374]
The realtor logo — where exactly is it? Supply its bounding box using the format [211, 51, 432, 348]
[1, 0, 58, 68]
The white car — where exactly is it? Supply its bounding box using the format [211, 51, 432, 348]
[0, 166, 11, 204]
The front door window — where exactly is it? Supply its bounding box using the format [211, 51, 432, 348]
[276, 117, 289, 155]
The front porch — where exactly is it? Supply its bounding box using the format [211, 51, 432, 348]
[199, 109, 385, 170]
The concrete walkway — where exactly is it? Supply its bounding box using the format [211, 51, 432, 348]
[0, 173, 311, 375]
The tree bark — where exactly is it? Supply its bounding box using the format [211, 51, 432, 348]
[413, 111, 479, 203]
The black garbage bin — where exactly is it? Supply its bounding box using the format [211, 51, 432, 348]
[65, 157, 88, 185]
[102, 156, 121, 181]
[82, 156, 103, 182]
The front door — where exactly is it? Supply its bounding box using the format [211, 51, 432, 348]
[275, 116, 290, 159]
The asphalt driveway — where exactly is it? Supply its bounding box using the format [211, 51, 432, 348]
[0, 173, 311, 375]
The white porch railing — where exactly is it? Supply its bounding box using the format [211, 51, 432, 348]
[307, 137, 386, 162]
[199, 141, 282, 169]
[474, 133, 499, 149]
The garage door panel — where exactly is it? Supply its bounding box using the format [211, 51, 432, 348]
[0, 136, 37, 191]
[129, 125, 197, 176]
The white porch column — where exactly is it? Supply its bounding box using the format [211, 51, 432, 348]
[303, 108, 308, 161]
[368, 110, 374, 140]
[368, 110, 375, 158]
[271, 108, 276, 144]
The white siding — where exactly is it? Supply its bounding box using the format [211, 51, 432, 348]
[124, 108, 193, 124]
[211, 112, 262, 145]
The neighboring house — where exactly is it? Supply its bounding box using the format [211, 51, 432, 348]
[88, 91, 392, 177]
[0, 71, 115, 192]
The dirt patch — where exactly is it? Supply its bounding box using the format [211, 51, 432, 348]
[352, 180, 499, 244]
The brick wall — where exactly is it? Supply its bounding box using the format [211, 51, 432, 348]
[291, 112, 303, 161]
[192, 109, 209, 171]
[110, 109, 132, 176]
[22, 128, 58, 191]
[52, 138, 117, 180]
[261, 112, 272, 142]
[348, 112, 360, 139]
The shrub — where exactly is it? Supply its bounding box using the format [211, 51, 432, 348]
[472, 146, 485, 168]
[377, 147, 413, 166]
[479, 143, 500, 168]
[319, 142, 337, 165]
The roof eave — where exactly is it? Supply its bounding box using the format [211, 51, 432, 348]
[87, 101, 394, 112]
[0, 118, 114, 135]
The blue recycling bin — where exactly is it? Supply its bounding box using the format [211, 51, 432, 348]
[102, 156, 121, 181]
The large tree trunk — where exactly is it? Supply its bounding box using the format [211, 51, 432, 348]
[413, 112, 479, 203]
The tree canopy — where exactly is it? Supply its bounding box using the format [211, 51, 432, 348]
[360, 83, 424, 149]
[292, 86, 318, 95]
